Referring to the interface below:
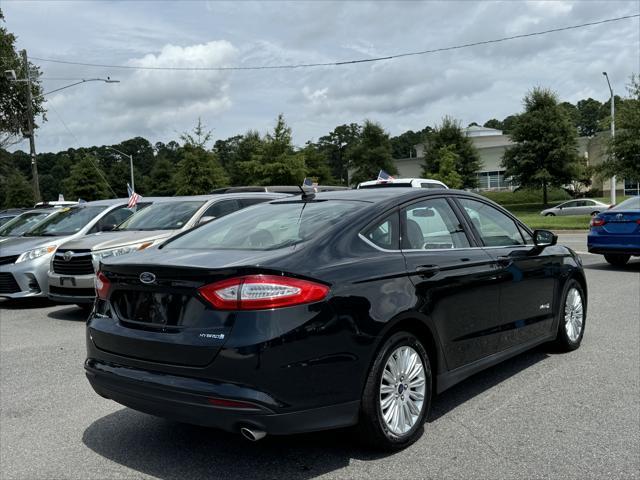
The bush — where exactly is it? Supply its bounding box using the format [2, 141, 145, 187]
[481, 188, 570, 205]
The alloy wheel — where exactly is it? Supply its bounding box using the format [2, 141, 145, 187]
[564, 287, 584, 342]
[379, 346, 426, 436]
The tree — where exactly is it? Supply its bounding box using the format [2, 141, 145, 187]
[598, 75, 640, 181]
[390, 126, 432, 159]
[346, 120, 396, 185]
[146, 157, 176, 196]
[420, 116, 481, 189]
[234, 114, 306, 185]
[502, 88, 580, 205]
[483, 119, 503, 130]
[559, 102, 579, 131]
[63, 156, 111, 201]
[3, 171, 34, 207]
[425, 146, 463, 189]
[576, 98, 602, 137]
[317, 123, 362, 183]
[501, 115, 518, 134]
[0, 9, 45, 148]
[174, 147, 229, 194]
[174, 119, 230, 194]
[300, 143, 335, 184]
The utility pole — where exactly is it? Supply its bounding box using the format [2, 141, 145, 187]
[21, 49, 41, 203]
[602, 72, 616, 205]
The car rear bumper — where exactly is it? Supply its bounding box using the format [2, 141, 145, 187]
[587, 231, 640, 256]
[85, 358, 359, 435]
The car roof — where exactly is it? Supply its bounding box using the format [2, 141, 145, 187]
[358, 178, 447, 187]
[146, 193, 288, 203]
[272, 187, 479, 205]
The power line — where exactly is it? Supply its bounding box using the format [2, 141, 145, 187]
[29, 14, 639, 72]
[48, 104, 118, 198]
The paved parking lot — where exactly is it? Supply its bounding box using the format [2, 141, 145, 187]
[1, 233, 639, 480]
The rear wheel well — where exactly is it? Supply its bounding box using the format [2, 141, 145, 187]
[384, 318, 439, 391]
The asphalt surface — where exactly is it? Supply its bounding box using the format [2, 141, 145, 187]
[1, 233, 639, 480]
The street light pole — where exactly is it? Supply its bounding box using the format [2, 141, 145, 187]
[602, 72, 616, 205]
[107, 147, 135, 192]
[21, 50, 41, 203]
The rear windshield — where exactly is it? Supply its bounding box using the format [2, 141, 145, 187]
[118, 201, 205, 231]
[0, 211, 50, 236]
[611, 197, 640, 211]
[165, 200, 366, 251]
[26, 206, 107, 236]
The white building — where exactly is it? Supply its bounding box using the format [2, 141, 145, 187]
[393, 126, 636, 195]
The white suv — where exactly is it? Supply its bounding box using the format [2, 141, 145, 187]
[356, 178, 448, 190]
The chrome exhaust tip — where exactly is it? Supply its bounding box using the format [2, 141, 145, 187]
[240, 427, 267, 442]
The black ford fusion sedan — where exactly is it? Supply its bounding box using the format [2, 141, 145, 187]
[85, 188, 587, 450]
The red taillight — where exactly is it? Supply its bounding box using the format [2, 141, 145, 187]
[95, 271, 111, 300]
[590, 217, 606, 227]
[198, 275, 329, 310]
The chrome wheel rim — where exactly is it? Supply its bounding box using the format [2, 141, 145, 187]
[379, 345, 426, 436]
[564, 287, 584, 342]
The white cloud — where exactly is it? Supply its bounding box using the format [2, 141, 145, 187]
[3, 0, 638, 151]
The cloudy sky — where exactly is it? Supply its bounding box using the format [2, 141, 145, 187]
[3, 0, 639, 152]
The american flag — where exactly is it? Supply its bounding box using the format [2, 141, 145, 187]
[377, 170, 395, 182]
[127, 183, 141, 208]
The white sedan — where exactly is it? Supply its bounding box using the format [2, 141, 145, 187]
[541, 199, 610, 216]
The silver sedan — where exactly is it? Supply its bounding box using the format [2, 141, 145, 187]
[541, 199, 610, 216]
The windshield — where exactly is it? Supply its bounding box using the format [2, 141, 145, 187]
[26, 206, 107, 236]
[165, 200, 367, 251]
[118, 201, 205, 231]
[0, 211, 50, 237]
[612, 197, 640, 211]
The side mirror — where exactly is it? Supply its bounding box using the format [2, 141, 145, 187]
[533, 229, 557, 246]
[100, 223, 117, 232]
[198, 215, 215, 225]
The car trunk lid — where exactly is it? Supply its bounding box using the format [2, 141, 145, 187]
[600, 210, 640, 235]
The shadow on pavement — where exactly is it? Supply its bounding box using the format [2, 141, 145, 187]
[47, 305, 89, 322]
[0, 297, 57, 309]
[583, 260, 640, 272]
[82, 347, 551, 479]
[429, 347, 549, 421]
[83, 409, 387, 480]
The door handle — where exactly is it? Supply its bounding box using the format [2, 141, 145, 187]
[496, 256, 513, 268]
[416, 265, 440, 277]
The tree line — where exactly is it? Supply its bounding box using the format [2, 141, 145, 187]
[2, 75, 638, 208]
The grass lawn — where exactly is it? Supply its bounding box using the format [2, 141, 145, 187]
[492, 201, 592, 231]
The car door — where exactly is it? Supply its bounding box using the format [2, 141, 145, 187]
[456, 197, 558, 352]
[560, 200, 579, 216]
[399, 197, 502, 370]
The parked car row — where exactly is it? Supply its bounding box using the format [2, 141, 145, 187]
[0, 193, 285, 302]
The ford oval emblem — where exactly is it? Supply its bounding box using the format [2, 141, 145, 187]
[139, 272, 156, 284]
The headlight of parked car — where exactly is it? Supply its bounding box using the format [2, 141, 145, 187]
[91, 241, 154, 263]
[15, 245, 57, 263]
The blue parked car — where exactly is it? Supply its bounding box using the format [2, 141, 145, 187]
[588, 196, 640, 265]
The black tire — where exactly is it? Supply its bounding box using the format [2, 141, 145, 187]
[590, 211, 600, 216]
[604, 254, 630, 266]
[357, 331, 432, 451]
[545, 213, 555, 217]
[554, 279, 586, 352]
